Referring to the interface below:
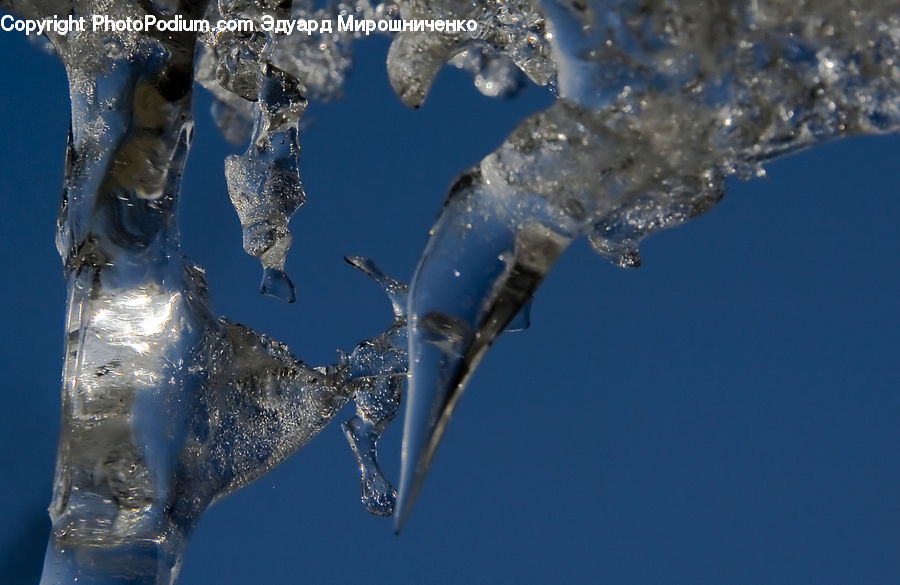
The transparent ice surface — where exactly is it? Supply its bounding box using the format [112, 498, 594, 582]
[0, 0, 896, 582]
[394, 0, 900, 528]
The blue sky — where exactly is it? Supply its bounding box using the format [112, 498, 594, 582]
[1, 26, 899, 585]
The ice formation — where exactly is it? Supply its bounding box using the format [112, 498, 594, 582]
[0, 0, 897, 582]
[394, 0, 900, 530]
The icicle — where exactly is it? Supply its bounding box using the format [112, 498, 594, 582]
[342, 256, 410, 516]
[225, 64, 307, 302]
[394, 0, 900, 529]
[395, 171, 572, 530]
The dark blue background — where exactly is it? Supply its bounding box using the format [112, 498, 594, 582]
[1, 27, 899, 585]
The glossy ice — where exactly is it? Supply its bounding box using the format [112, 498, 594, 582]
[0, 0, 897, 582]
[392, 0, 900, 529]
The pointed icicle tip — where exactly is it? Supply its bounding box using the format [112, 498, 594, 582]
[393, 178, 572, 533]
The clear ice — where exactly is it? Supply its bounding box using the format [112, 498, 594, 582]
[0, 0, 896, 581]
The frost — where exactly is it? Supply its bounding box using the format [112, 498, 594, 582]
[0, 0, 896, 582]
